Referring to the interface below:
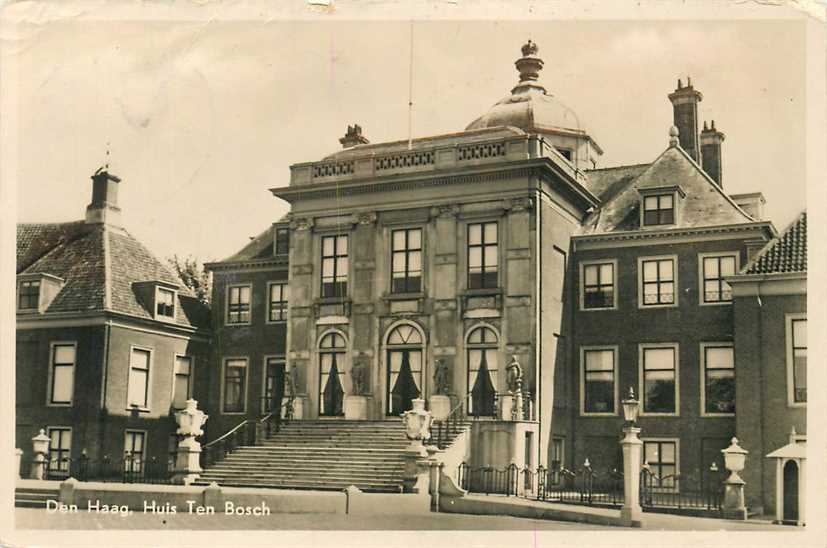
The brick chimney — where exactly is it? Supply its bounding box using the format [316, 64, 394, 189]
[339, 124, 369, 149]
[667, 78, 703, 163]
[700, 120, 725, 187]
[85, 167, 122, 226]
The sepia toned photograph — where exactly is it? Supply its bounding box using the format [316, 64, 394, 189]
[1, 2, 824, 546]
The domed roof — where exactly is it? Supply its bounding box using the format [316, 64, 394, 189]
[466, 40, 588, 136]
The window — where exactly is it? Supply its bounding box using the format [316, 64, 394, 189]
[18, 280, 40, 311]
[172, 355, 192, 410]
[263, 357, 285, 414]
[467, 326, 498, 417]
[124, 430, 146, 475]
[127, 347, 151, 409]
[156, 287, 176, 319]
[268, 282, 289, 322]
[555, 147, 573, 162]
[46, 427, 71, 474]
[700, 254, 737, 304]
[642, 194, 674, 226]
[468, 222, 498, 289]
[701, 344, 735, 415]
[581, 347, 617, 414]
[227, 285, 251, 324]
[581, 261, 615, 310]
[391, 228, 423, 293]
[275, 227, 290, 255]
[643, 439, 678, 488]
[321, 235, 348, 298]
[49, 343, 76, 405]
[787, 315, 806, 405]
[640, 344, 678, 415]
[319, 333, 346, 417]
[640, 256, 676, 307]
[223, 358, 248, 413]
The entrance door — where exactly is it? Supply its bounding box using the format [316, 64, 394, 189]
[264, 357, 285, 416]
[783, 460, 799, 524]
[385, 324, 424, 416]
[319, 332, 346, 417]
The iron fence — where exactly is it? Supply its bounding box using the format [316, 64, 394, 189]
[455, 462, 724, 517]
[44, 453, 175, 484]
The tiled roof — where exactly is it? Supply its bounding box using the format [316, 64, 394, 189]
[581, 146, 755, 234]
[743, 212, 806, 275]
[217, 224, 278, 263]
[17, 221, 210, 329]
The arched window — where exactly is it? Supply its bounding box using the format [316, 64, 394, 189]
[319, 332, 346, 416]
[386, 323, 424, 416]
[467, 326, 498, 417]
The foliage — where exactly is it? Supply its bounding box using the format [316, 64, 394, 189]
[167, 255, 212, 304]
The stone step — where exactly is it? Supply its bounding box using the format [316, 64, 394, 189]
[214, 457, 404, 469]
[195, 479, 401, 493]
[205, 462, 403, 474]
[198, 473, 403, 486]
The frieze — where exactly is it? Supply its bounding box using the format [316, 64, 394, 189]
[289, 217, 315, 231]
[507, 196, 534, 212]
[350, 211, 378, 225]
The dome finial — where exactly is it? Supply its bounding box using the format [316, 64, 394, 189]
[669, 125, 680, 147]
[513, 40, 545, 94]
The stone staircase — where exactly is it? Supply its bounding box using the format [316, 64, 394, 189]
[15, 485, 59, 508]
[197, 419, 469, 493]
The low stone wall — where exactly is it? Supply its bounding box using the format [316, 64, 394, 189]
[50, 479, 430, 516]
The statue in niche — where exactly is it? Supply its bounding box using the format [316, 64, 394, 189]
[506, 355, 523, 394]
[433, 358, 450, 396]
[351, 358, 368, 396]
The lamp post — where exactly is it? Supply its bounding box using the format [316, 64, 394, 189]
[619, 387, 643, 527]
[720, 437, 748, 520]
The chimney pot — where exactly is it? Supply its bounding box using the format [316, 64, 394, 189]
[339, 123, 369, 149]
[668, 78, 703, 162]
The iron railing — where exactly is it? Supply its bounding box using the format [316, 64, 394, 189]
[44, 453, 175, 484]
[428, 396, 466, 450]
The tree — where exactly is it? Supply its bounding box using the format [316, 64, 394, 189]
[167, 255, 212, 304]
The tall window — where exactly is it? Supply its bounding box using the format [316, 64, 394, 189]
[47, 427, 71, 474]
[582, 348, 616, 414]
[582, 262, 615, 309]
[156, 287, 176, 319]
[18, 280, 40, 311]
[468, 222, 498, 289]
[268, 283, 289, 322]
[642, 194, 674, 226]
[319, 333, 346, 416]
[321, 235, 348, 298]
[263, 357, 285, 414]
[275, 227, 290, 255]
[701, 255, 736, 303]
[702, 345, 735, 414]
[49, 343, 76, 405]
[127, 348, 151, 409]
[124, 430, 146, 474]
[641, 345, 678, 414]
[172, 355, 192, 410]
[223, 358, 247, 413]
[644, 440, 677, 488]
[387, 324, 424, 415]
[391, 228, 423, 293]
[467, 326, 498, 417]
[227, 285, 251, 324]
[790, 317, 807, 404]
[640, 257, 676, 306]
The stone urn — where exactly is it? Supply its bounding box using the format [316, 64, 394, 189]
[401, 398, 432, 457]
[173, 399, 209, 485]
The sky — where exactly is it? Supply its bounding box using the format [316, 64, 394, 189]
[6, 18, 809, 262]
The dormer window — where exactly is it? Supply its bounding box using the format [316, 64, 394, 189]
[643, 195, 674, 226]
[155, 287, 176, 319]
[18, 280, 41, 311]
[638, 186, 685, 228]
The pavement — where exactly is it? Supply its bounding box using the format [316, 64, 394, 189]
[14, 507, 785, 531]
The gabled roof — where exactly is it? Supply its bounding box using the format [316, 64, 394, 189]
[580, 145, 755, 234]
[216, 224, 278, 264]
[17, 221, 210, 329]
[742, 212, 807, 275]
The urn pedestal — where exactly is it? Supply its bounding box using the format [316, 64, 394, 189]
[344, 395, 369, 420]
[428, 395, 451, 421]
[172, 399, 208, 485]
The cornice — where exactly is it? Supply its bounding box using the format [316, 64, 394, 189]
[205, 257, 289, 272]
[573, 222, 775, 246]
[16, 309, 212, 340]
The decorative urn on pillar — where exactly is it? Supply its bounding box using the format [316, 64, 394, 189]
[173, 399, 208, 485]
[30, 429, 51, 480]
[721, 437, 749, 520]
[401, 398, 432, 457]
